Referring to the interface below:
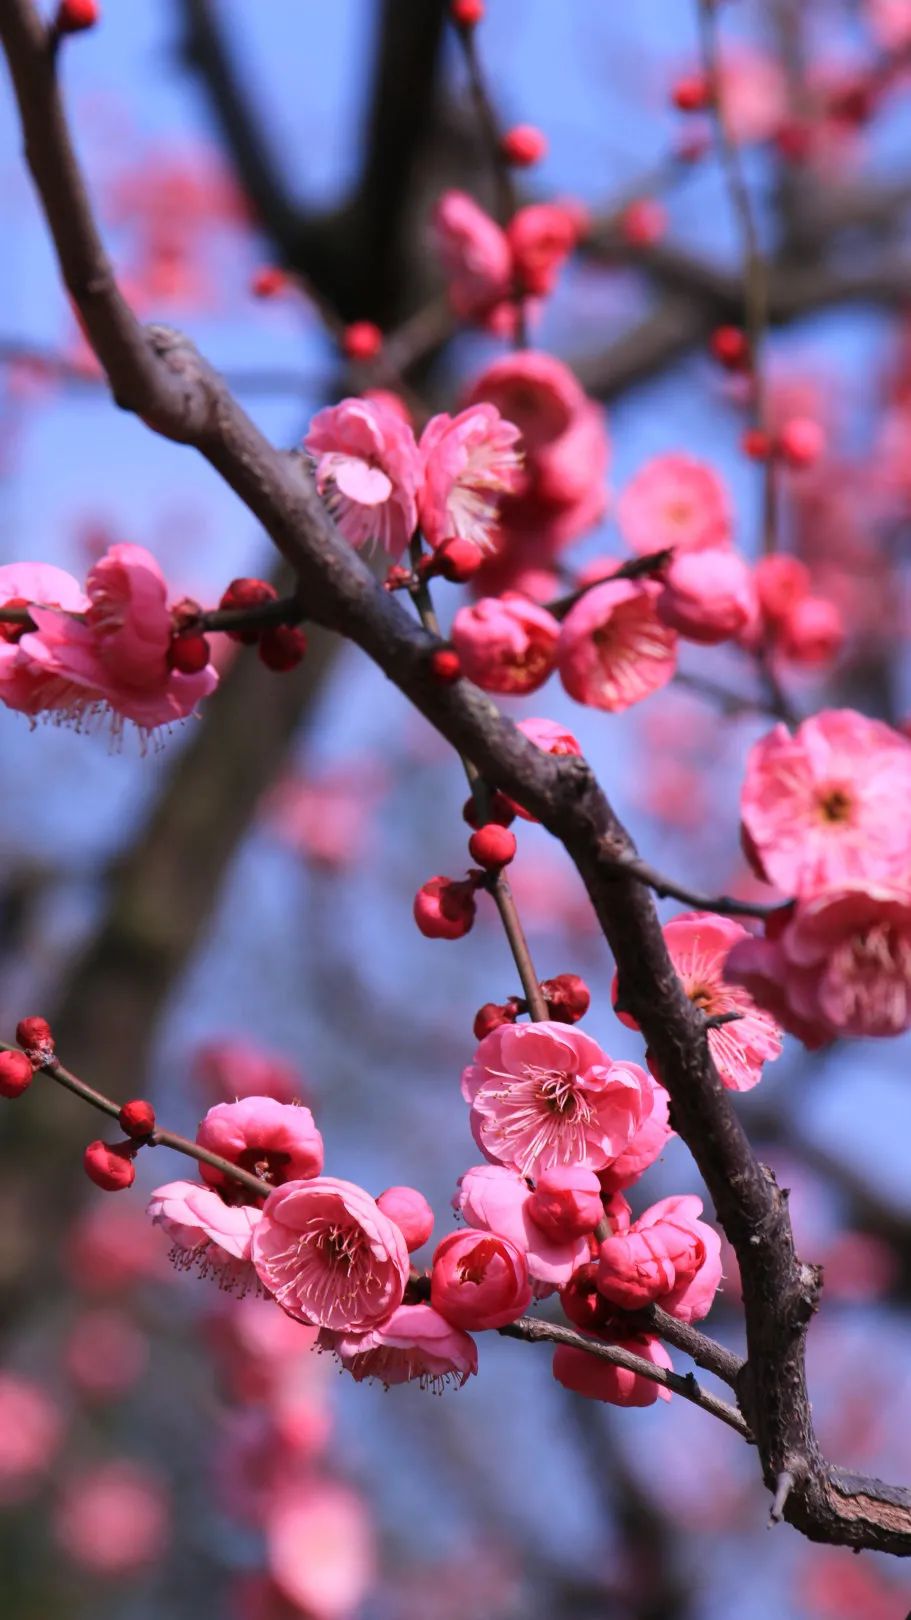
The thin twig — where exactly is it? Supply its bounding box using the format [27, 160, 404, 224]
[616, 855, 785, 921]
[499, 1316, 752, 1441]
[0, 1042, 268, 1200]
[637, 1304, 744, 1389]
[546, 549, 674, 621]
[697, 0, 779, 555]
[407, 538, 548, 1020]
[452, 14, 528, 346]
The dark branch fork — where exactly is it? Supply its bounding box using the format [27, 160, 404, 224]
[2, 0, 911, 1553]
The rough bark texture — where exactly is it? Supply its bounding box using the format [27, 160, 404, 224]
[2, 0, 911, 1554]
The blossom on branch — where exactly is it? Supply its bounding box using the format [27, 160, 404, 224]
[461, 1021, 648, 1179]
[251, 1177, 410, 1331]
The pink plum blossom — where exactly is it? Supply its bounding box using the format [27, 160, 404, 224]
[552, 1335, 673, 1406]
[262, 758, 387, 870]
[715, 50, 789, 144]
[376, 1186, 434, 1251]
[432, 190, 513, 326]
[147, 1178, 263, 1290]
[657, 547, 759, 644]
[466, 351, 586, 455]
[506, 202, 577, 296]
[597, 1074, 673, 1192]
[83, 542, 173, 688]
[617, 453, 732, 555]
[195, 1096, 324, 1193]
[430, 1228, 532, 1330]
[517, 716, 582, 758]
[778, 594, 844, 667]
[192, 1039, 304, 1104]
[451, 593, 559, 694]
[266, 1481, 376, 1620]
[616, 911, 782, 1091]
[464, 352, 609, 552]
[597, 1194, 723, 1322]
[527, 1166, 604, 1242]
[305, 397, 421, 556]
[0, 561, 90, 720]
[0, 1373, 63, 1505]
[741, 709, 911, 896]
[868, 0, 911, 48]
[461, 1021, 648, 1179]
[456, 1163, 591, 1293]
[727, 884, 911, 1045]
[19, 543, 217, 731]
[754, 554, 811, 627]
[558, 577, 678, 712]
[67, 1203, 167, 1294]
[54, 1461, 170, 1575]
[320, 1303, 477, 1391]
[252, 1176, 410, 1331]
[417, 404, 523, 552]
[63, 1307, 149, 1402]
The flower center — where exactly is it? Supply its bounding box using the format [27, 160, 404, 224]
[235, 1146, 292, 1187]
[817, 785, 853, 824]
[538, 1071, 580, 1116]
[688, 983, 716, 1013]
[315, 1222, 359, 1275]
[457, 1238, 498, 1285]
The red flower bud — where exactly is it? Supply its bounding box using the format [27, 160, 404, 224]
[559, 1262, 619, 1333]
[500, 125, 548, 167]
[219, 578, 278, 644]
[462, 791, 516, 830]
[0, 1050, 34, 1099]
[168, 633, 210, 675]
[710, 326, 749, 371]
[258, 625, 307, 672]
[775, 122, 813, 164]
[251, 266, 288, 299]
[429, 648, 462, 684]
[472, 999, 521, 1041]
[342, 322, 383, 361]
[619, 199, 666, 248]
[451, 0, 484, 25]
[468, 824, 517, 869]
[414, 876, 477, 940]
[15, 1016, 54, 1064]
[56, 0, 99, 32]
[674, 130, 711, 164]
[84, 1141, 136, 1192]
[432, 539, 484, 583]
[777, 416, 825, 470]
[118, 1099, 156, 1139]
[539, 973, 591, 1024]
[741, 428, 772, 462]
[672, 73, 711, 112]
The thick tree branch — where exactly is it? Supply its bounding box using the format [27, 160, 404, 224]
[178, 0, 448, 323]
[4, 0, 911, 1554]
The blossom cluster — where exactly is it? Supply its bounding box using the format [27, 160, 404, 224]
[137, 995, 747, 1407]
[730, 709, 911, 1043]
